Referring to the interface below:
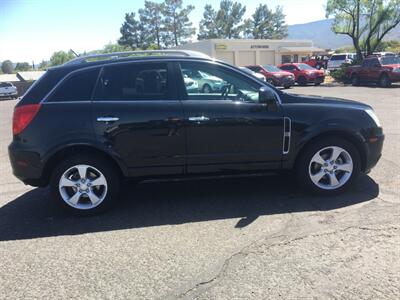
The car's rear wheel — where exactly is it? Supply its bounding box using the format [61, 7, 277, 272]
[298, 77, 307, 86]
[296, 138, 361, 195]
[351, 74, 359, 86]
[283, 85, 291, 89]
[379, 74, 391, 88]
[50, 154, 120, 215]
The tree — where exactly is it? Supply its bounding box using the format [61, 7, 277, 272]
[362, 0, 400, 55]
[198, 0, 246, 39]
[50, 51, 75, 66]
[118, 12, 146, 49]
[326, 0, 400, 57]
[38, 60, 49, 71]
[162, 0, 195, 47]
[270, 6, 288, 39]
[326, 0, 364, 59]
[243, 4, 273, 39]
[15, 62, 31, 72]
[198, 5, 219, 39]
[1, 60, 13, 74]
[139, 1, 164, 49]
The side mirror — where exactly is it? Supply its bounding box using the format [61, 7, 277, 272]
[259, 87, 278, 111]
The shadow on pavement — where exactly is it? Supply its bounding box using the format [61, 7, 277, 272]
[0, 174, 379, 241]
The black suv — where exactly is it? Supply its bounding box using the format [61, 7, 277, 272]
[9, 50, 384, 214]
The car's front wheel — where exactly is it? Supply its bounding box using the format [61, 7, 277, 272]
[50, 154, 120, 215]
[296, 138, 361, 195]
[379, 74, 391, 88]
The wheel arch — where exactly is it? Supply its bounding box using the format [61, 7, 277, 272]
[292, 129, 368, 172]
[41, 144, 127, 186]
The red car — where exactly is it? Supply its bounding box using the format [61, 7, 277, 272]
[345, 55, 400, 87]
[303, 55, 330, 69]
[245, 64, 295, 89]
[279, 63, 325, 86]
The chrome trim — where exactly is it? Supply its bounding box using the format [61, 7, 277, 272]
[188, 116, 210, 122]
[283, 117, 291, 154]
[97, 116, 119, 122]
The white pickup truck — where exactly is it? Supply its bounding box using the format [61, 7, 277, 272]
[0, 82, 18, 99]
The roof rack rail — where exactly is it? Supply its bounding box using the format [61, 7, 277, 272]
[64, 50, 210, 65]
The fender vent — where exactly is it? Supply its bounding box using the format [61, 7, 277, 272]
[283, 117, 291, 154]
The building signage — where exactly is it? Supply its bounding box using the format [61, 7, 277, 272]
[215, 43, 228, 50]
[250, 45, 270, 49]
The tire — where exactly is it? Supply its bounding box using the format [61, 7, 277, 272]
[50, 154, 120, 215]
[295, 137, 361, 196]
[202, 84, 212, 93]
[283, 85, 291, 89]
[298, 77, 307, 86]
[314, 82, 321, 86]
[351, 74, 359, 86]
[267, 78, 275, 85]
[379, 74, 391, 88]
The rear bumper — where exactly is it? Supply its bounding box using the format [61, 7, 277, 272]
[8, 143, 45, 187]
[0, 91, 18, 97]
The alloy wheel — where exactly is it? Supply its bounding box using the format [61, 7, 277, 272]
[58, 164, 108, 210]
[308, 146, 353, 190]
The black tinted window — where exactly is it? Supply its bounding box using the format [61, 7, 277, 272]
[280, 65, 294, 71]
[48, 69, 99, 102]
[0, 82, 12, 87]
[94, 63, 169, 101]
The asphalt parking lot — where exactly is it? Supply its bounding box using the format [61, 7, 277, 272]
[0, 84, 399, 299]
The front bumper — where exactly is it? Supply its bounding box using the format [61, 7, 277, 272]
[389, 72, 400, 83]
[307, 76, 325, 84]
[271, 76, 295, 87]
[364, 132, 384, 173]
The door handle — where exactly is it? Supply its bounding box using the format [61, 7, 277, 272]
[97, 116, 119, 122]
[188, 116, 210, 122]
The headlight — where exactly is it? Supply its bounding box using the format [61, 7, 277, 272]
[392, 67, 400, 73]
[365, 109, 381, 127]
[274, 74, 283, 78]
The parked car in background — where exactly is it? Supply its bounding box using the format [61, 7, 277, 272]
[182, 68, 226, 93]
[239, 67, 266, 81]
[279, 63, 325, 86]
[327, 53, 357, 71]
[183, 75, 199, 93]
[0, 82, 18, 99]
[371, 52, 395, 57]
[245, 64, 295, 89]
[303, 55, 330, 70]
[345, 55, 400, 87]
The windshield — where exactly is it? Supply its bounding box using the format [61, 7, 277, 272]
[297, 64, 315, 71]
[381, 56, 400, 65]
[263, 65, 281, 72]
[330, 55, 347, 61]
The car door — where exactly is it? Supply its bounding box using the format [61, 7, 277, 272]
[369, 58, 382, 81]
[359, 59, 370, 81]
[176, 60, 284, 174]
[92, 61, 185, 177]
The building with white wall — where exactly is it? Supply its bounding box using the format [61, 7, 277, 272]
[174, 39, 325, 66]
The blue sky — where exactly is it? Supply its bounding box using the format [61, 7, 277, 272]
[0, 0, 327, 63]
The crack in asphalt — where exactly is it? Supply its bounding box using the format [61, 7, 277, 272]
[175, 224, 399, 299]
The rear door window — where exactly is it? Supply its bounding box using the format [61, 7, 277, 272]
[94, 62, 171, 101]
[47, 68, 99, 102]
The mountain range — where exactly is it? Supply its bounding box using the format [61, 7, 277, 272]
[288, 19, 400, 50]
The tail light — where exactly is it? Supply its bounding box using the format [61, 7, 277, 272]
[13, 104, 41, 135]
